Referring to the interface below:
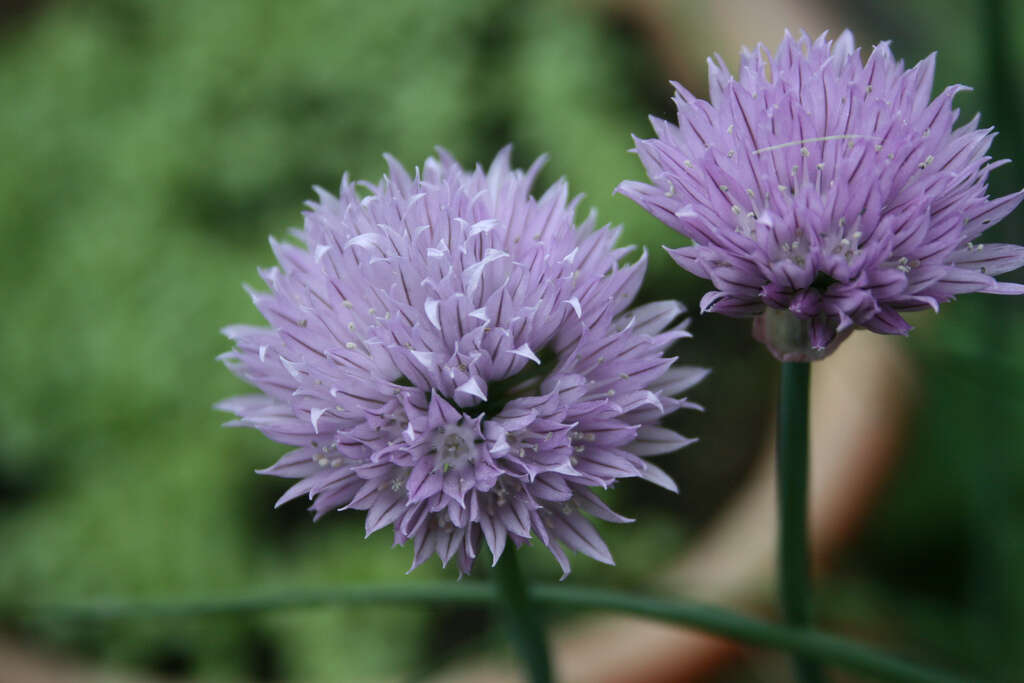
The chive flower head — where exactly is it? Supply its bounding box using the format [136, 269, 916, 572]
[619, 30, 1024, 360]
[218, 148, 704, 576]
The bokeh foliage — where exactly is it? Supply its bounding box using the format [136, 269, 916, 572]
[0, 1, 702, 680]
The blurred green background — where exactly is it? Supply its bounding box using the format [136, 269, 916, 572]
[1, 1, 1022, 681]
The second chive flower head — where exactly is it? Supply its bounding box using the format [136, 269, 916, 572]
[619, 30, 1024, 361]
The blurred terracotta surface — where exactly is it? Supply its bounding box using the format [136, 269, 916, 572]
[0, 637, 159, 683]
[431, 331, 916, 683]
[595, 0, 840, 83]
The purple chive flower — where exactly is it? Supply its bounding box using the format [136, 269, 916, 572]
[618, 30, 1024, 361]
[217, 148, 704, 576]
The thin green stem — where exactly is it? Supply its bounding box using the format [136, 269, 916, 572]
[977, 8, 1021, 677]
[10, 583, 968, 683]
[493, 548, 551, 683]
[778, 361, 825, 682]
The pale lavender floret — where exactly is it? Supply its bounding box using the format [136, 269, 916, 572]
[618, 30, 1024, 360]
[217, 148, 704, 577]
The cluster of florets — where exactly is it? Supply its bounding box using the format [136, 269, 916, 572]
[619, 30, 1024, 360]
[218, 148, 704, 576]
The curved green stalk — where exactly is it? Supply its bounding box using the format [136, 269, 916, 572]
[11, 583, 967, 683]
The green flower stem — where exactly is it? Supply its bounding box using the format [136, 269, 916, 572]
[778, 361, 825, 682]
[12, 583, 967, 683]
[493, 548, 552, 683]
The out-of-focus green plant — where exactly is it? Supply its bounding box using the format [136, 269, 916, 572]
[0, 1, 695, 680]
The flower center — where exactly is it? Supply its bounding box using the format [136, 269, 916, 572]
[810, 271, 838, 292]
[433, 422, 478, 472]
[464, 345, 558, 419]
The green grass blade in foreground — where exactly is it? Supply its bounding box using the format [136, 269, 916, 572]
[545, 585, 964, 683]
[12, 583, 969, 683]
